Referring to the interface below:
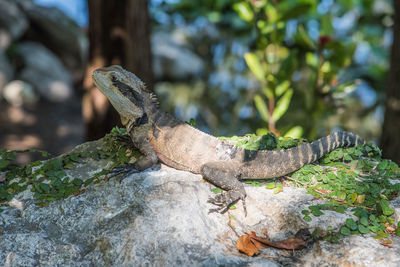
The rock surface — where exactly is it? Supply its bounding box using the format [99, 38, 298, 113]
[152, 31, 204, 80]
[16, 42, 73, 102]
[21, 2, 88, 70]
[0, 0, 28, 44]
[0, 141, 399, 266]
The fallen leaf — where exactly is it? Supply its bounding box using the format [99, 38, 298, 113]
[251, 235, 307, 250]
[380, 238, 393, 248]
[237, 234, 259, 256]
[249, 232, 268, 249]
[385, 226, 395, 233]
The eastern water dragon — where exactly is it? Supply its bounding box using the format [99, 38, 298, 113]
[92, 65, 365, 213]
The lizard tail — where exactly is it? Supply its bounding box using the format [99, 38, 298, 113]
[245, 131, 365, 178]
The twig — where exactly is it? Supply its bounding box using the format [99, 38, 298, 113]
[284, 176, 307, 187]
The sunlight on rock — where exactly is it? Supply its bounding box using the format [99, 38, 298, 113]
[5, 134, 41, 149]
[6, 106, 36, 125]
[48, 81, 73, 101]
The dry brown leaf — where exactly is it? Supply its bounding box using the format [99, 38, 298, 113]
[380, 239, 393, 248]
[251, 235, 307, 250]
[237, 234, 259, 256]
[238, 231, 307, 256]
[248, 232, 269, 249]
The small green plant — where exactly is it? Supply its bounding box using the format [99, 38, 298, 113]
[0, 127, 140, 211]
[216, 132, 399, 241]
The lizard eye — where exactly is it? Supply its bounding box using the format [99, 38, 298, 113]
[110, 74, 117, 82]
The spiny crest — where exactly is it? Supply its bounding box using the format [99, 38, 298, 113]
[149, 92, 159, 106]
[115, 65, 159, 106]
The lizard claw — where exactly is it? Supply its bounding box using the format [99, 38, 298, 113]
[107, 163, 139, 182]
[207, 190, 246, 215]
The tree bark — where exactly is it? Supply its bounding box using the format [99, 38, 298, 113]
[83, 0, 153, 141]
[381, 1, 400, 164]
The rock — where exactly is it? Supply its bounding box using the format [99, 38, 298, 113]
[15, 42, 73, 102]
[0, 140, 399, 266]
[20, 3, 88, 71]
[0, 0, 29, 47]
[2, 80, 38, 106]
[152, 31, 204, 80]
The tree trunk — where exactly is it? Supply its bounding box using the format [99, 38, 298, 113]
[381, 1, 400, 164]
[83, 0, 153, 141]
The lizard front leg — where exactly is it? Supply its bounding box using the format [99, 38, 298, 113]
[201, 161, 247, 215]
[130, 124, 159, 171]
[109, 124, 158, 180]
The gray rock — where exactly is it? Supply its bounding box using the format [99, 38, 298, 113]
[2, 80, 38, 106]
[21, 3, 87, 70]
[0, 140, 399, 266]
[152, 31, 204, 80]
[0, 0, 29, 47]
[15, 42, 73, 102]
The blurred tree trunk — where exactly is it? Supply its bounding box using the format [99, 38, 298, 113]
[381, 0, 400, 164]
[83, 0, 153, 141]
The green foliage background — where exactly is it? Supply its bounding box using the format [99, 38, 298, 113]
[152, 0, 392, 140]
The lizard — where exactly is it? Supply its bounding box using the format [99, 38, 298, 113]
[92, 65, 365, 214]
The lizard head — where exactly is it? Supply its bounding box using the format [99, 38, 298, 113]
[92, 65, 155, 128]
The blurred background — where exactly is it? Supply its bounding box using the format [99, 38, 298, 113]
[0, 0, 399, 164]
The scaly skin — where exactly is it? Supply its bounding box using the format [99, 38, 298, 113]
[93, 65, 365, 214]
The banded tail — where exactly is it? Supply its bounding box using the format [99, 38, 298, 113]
[246, 131, 365, 178]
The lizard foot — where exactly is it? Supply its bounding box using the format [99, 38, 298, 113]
[208, 190, 247, 215]
[115, 135, 136, 150]
[107, 163, 139, 182]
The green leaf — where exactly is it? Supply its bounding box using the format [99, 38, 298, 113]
[306, 52, 318, 68]
[85, 177, 95, 186]
[265, 3, 278, 23]
[279, 2, 313, 20]
[304, 215, 312, 222]
[275, 80, 290, 97]
[69, 152, 80, 162]
[359, 216, 369, 227]
[72, 178, 83, 186]
[0, 159, 10, 169]
[244, 52, 265, 81]
[284, 126, 303, 139]
[233, 2, 254, 22]
[272, 89, 293, 122]
[377, 199, 394, 216]
[340, 226, 351, 236]
[301, 209, 310, 215]
[311, 209, 324, 216]
[211, 187, 222, 194]
[358, 224, 369, 234]
[321, 14, 333, 36]
[39, 183, 51, 193]
[351, 193, 357, 203]
[338, 192, 346, 201]
[265, 182, 276, 189]
[294, 24, 316, 49]
[273, 187, 282, 194]
[254, 95, 270, 122]
[345, 218, 357, 231]
[377, 230, 389, 238]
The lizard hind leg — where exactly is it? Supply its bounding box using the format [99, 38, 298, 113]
[201, 162, 247, 215]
